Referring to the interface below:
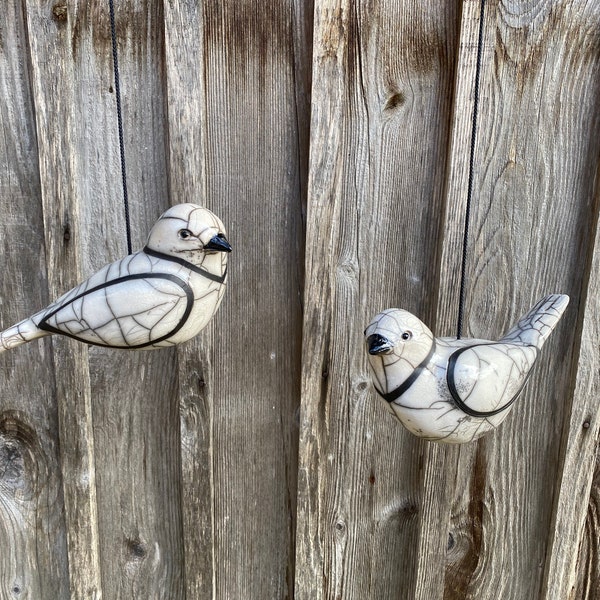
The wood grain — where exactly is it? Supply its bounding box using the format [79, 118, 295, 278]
[571, 458, 600, 600]
[163, 6, 216, 595]
[0, 0, 599, 597]
[75, 1, 185, 598]
[164, 0, 309, 597]
[541, 162, 600, 598]
[435, 1, 600, 598]
[24, 1, 103, 597]
[295, 1, 460, 598]
[24, 0, 184, 597]
[0, 3, 72, 597]
[412, 4, 488, 596]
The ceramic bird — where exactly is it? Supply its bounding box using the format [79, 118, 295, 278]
[365, 294, 569, 443]
[0, 203, 231, 353]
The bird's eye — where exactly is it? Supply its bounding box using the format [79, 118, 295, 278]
[178, 229, 193, 240]
[401, 331, 412, 341]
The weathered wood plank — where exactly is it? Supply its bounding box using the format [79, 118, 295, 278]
[164, 0, 308, 597]
[73, 1, 185, 598]
[412, 4, 488, 595]
[541, 163, 600, 598]
[90, 351, 183, 599]
[571, 460, 600, 600]
[436, 0, 491, 335]
[163, 7, 214, 596]
[0, 3, 70, 597]
[432, 1, 600, 598]
[23, 1, 103, 597]
[295, 1, 460, 598]
[24, 0, 185, 597]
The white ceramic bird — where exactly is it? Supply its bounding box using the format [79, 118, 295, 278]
[0, 203, 231, 353]
[365, 294, 569, 443]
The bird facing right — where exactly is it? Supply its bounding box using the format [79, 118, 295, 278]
[0, 203, 231, 354]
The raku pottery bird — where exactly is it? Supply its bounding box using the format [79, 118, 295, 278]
[0, 203, 231, 353]
[365, 294, 569, 443]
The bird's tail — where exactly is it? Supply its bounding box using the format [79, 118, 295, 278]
[500, 294, 570, 350]
[0, 317, 47, 354]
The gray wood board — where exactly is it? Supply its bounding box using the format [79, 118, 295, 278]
[295, 1, 461, 598]
[0, 1, 70, 598]
[0, 0, 599, 598]
[434, 1, 600, 598]
[164, 1, 309, 597]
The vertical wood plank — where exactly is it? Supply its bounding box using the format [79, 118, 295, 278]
[163, 3, 214, 597]
[164, 0, 309, 597]
[205, 2, 306, 597]
[23, 1, 103, 597]
[540, 167, 600, 598]
[412, 2, 488, 597]
[78, 1, 185, 598]
[570, 463, 600, 600]
[296, 1, 461, 597]
[436, 0, 489, 334]
[0, 2, 70, 597]
[430, 0, 600, 598]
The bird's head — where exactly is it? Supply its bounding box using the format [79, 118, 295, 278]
[364, 308, 434, 393]
[146, 203, 231, 271]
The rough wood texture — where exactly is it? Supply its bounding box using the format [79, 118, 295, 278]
[75, 1, 184, 598]
[24, 1, 103, 597]
[295, 1, 460, 598]
[1, 0, 599, 598]
[163, 6, 218, 595]
[164, 1, 308, 597]
[541, 166, 600, 599]
[0, 3, 70, 597]
[436, 1, 600, 599]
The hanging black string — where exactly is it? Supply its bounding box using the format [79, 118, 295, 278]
[456, 0, 487, 339]
[108, 0, 132, 255]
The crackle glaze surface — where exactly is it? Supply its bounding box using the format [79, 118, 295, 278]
[0, 203, 230, 352]
[365, 294, 569, 443]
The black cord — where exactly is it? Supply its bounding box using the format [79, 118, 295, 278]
[108, 0, 132, 255]
[457, 0, 486, 339]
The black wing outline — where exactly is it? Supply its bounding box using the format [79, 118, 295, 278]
[446, 343, 537, 418]
[38, 273, 194, 349]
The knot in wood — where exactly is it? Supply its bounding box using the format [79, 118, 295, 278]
[0, 414, 38, 496]
[384, 91, 406, 112]
[52, 2, 68, 22]
[0, 438, 24, 489]
[336, 259, 359, 283]
[352, 375, 369, 394]
[447, 532, 456, 551]
[126, 538, 147, 560]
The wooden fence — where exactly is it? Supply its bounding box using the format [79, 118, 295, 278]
[0, 0, 599, 598]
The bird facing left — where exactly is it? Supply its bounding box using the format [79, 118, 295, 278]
[0, 203, 231, 353]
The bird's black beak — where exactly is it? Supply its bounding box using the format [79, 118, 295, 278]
[367, 334, 393, 355]
[205, 234, 232, 253]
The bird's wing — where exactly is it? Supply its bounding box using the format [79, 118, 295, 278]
[446, 343, 539, 417]
[36, 273, 193, 349]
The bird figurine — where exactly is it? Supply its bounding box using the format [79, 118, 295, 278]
[364, 294, 569, 443]
[0, 203, 231, 353]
